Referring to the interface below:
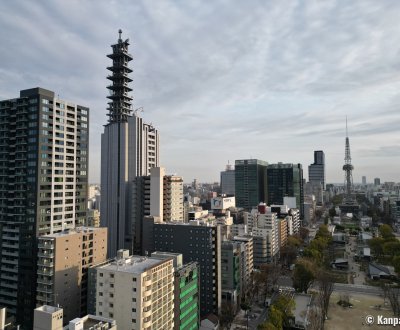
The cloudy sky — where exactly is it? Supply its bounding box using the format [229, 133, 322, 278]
[1, 1, 400, 184]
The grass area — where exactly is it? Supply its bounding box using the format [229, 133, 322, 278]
[325, 292, 393, 330]
[329, 271, 348, 284]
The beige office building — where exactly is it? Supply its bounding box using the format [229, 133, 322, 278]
[33, 305, 63, 330]
[93, 251, 174, 329]
[36, 227, 107, 322]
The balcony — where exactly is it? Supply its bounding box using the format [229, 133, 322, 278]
[37, 269, 54, 276]
[38, 252, 54, 258]
[38, 260, 54, 268]
[36, 285, 53, 294]
[38, 242, 54, 249]
[37, 277, 53, 285]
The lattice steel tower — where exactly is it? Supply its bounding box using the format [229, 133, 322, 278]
[340, 118, 359, 213]
[106, 29, 133, 123]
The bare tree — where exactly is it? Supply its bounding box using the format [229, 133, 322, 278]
[307, 306, 323, 330]
[315, 270, 334, 322]
[387, 286, 400, 316]
[219, 302, 236, 329]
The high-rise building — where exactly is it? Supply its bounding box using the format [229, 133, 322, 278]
[100, 31, 160, 258]
[362, 176, 367, 186]
[249, 205, 279, 264]
[308, 150, 325, 189]
[220, 163, 235, 195]
[374, 178, 381, 186]
[90, 250, 174, 329]
[267, 163, 304, 218]
[131, 167, 183, 254]
[150, 252, 200, 330]
[36, 227, 107, 322]
[221, 241, 242, 307]
[231, 236, 254, 294]
[152, 222, 222, 316]
[235, 159, 268, 210]
[0, 87, 88, 327]
[163, 174, 184, 222]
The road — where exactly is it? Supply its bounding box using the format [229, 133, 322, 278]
[248, 307, 268, 329]
[333, 283, 382, 296]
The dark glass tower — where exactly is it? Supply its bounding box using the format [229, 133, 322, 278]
[308, 150, 325, 189]
[267, 163, 304, 219]
[234, 159, 268, 210]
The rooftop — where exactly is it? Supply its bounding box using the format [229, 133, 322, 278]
[35, 305, 63, 314]
[98, 256, 172, 274]
[293, 294, 312, 325]
[40, 226, 105, 238]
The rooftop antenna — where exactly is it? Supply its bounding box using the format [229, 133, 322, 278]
[118, 29, 122, 41]
[346, 115, 348, 137]
[133, 107, 144, 116]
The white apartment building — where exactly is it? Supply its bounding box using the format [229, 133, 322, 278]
[247, 205, 279, 263]
[93, 251, 174, 329]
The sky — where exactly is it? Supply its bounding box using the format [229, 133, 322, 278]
[1, 0, 400, 184]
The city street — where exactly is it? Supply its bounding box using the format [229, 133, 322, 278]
[345, 236, 366, 285]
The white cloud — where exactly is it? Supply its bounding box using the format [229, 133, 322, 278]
[1, 0, 400, 183]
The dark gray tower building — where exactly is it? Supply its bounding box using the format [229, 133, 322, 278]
[267, 163, 304, 218]
[308, 150, 325, 189]
[101, 31, 159, 258]
[340, 120, 359, 213]
[235, 159, 268, 210]
[308, 150, 325, 205]
[0, 88, 88, 328]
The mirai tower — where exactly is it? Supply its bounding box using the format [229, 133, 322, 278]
[101, 30, 159, 258]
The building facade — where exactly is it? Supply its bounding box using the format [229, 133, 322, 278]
[91, 251, 174, 329]
[267, 163, 304, 218]
[220, 164, 235, 195]
[0, 87, 88, 327]
[232, 236, 254, 294]
[153, 222, 222, 316]
[101, 32, 160, 258]
[235, 159, 268, 210]
[163, 174, 184, 222]
[131, 167, 184, 254]
[173, 262, 200, 330]
[308, 150, 325, 189]
[36, 227, 107, 322]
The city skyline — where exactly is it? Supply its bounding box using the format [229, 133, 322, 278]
[1, 1, 400, 183]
